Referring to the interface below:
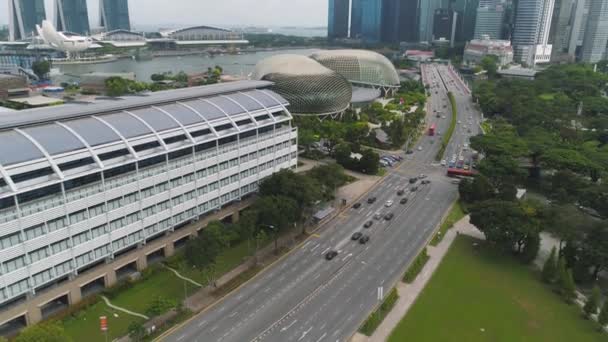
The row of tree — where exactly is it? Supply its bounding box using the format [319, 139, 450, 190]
[184, 164, 350, 277]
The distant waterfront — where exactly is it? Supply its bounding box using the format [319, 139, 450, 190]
[55, 48, 320, 83]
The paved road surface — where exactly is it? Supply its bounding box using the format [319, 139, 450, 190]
[161, 64, 481, 342]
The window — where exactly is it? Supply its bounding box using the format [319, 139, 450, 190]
[209, 181, 219, 191]
[99, 149, 129, 161]
[73, 231, 91, 246]
[48, 216, 68, 232]
[93, 244, 110, 260]
[229, 158, 239, 167]
[219, 161, 229, 171]
[172, 195, 184, 206]
[91, 225, 108, 238]
[69, 210, 88, 224]
[123, 192, 139, 205]
[230, 175, 239, 184]
[0, 232, 21, 249]
[109, 218, 124, 231]
[209, 165, 218, 174]
[75, 252, 93, 267]
[18, 184, 61, 205]
[32, 269, 52, 286]
[59, 157, 95, 172]
[89, 203, 106, 218]
[134, 141, 161, 152]
[29, 247, 49, 263]
[158, 200, 171, 211]
[184, 173, 195, 184]
[220, 177, 230, 187]
[191, 128, 211, 138]
[215, 124, 234, 133]
[55, 260, 72, 276]
[143, 205, 156, 217]
[4, 255, 26, 272]
[141, 186, 155, 198]
[51, 239, 70, 254]
[107, 197, 122, 211]
[6, 279, 28, 296]
[236, 118, 252, 126]
[164, 135, 188, 145]
[196, 168, 207, 179]
[184, 190, 196, 201]
[171, 177, 183, 188]
[197, 185, 208, 196]
[24, 224, 45, 241]
[139, 155, 166, 170]
[12, 167, 54, 184]
[156, 181, 169, 193]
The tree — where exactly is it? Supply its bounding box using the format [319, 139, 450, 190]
[520, 232, 540, 264]
[598, 299, 608, 329]
[128, 321, 147, 341]
[31, 60, 50, 80]
[15, 322, 71, 342]
[459, 174, 494, 203]
[185, 221, 229, 269]
[105, 76, 131, 97]
[583, 286, 601, 319]
[359, 149, 379, 175]
[334, 142, 353, 168]
[542, 246, 558, 283]
[558, 259, 576, 303]
[480, 55, 498, 78]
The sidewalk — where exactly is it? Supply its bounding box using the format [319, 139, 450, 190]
[353, 215, 482, 342]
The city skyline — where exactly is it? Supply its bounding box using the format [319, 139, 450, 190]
[0, 0, 328, 28]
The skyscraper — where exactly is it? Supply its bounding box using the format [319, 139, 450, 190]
[350, 0, 383, 42]
[100, 0, 131, 31]
[8, 0, 46, 41]
[55, 0, 90, 35]
[381, 0, 419, 42]
[474, 0, 505, 39]
[512, 0, 555, 65]
[419, 0, 443, 41]
[328, 0, 349, 39]
[581, 0, 608, 62]
[449, 0, 480, 42]
[549, 0, 580, 61]
[433, 8, 458, 42]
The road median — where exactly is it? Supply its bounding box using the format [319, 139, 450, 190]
[435, 91, 457, 161]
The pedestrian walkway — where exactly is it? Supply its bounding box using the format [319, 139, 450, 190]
[101, 295, 149, 320]
[164, 265, 204, 287]
[353, 215, 482, 342]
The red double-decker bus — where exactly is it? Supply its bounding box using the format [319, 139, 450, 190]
[447, 168, 477, 178]
[428, 123, 436, 136]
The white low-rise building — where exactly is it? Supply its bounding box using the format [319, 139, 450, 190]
[463, 36, 514, 66]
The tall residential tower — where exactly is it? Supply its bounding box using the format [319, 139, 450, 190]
[54, 0, 90, 35]
[100, 0, 131, 31]
[8, 0, 46, 41]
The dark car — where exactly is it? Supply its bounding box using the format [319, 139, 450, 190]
[397, 189, 405, 196]
[409, 177, 418, 184]
[351, 232, 363, 241]
[367, 197, 377, 204]
[422, 180, 432, 185]
[359, 235, 370, 244]
[406, 150, 414, 155]
[325, 250, 338, 260]
[400, 198, 408, 205]
[353, 202, 362, 209]
[411, 186, 418, 192]
[384, 213, 394, 220]
[364, 221, 373, 228]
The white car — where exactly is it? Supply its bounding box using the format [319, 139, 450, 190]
[441, 159, 447, 166]
[385, 200, 394, 207]
[418, 146, 423, 151]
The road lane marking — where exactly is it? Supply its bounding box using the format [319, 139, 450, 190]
[197, 320, 207, 327]
[281, 319, 298, 332]
[310, 244, 320, 252]
[315, 332, 327, 342]
[177, 335, 186, 341]
[320, 247, 330, 256]
[210, 325, 218, 332]
[229, 311, 238, 318]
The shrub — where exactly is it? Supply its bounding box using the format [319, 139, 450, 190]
[359, 287, 399, 336]
[403, 248, 430, 283]
[145, 296, 177, 317]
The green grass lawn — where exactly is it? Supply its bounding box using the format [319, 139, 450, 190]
[430, 201, 465, 246]
[110, 268, 199, 314]
[539, 93, 556, 100]
[62, 300, 144, 342]
[389, 236, 605, 342]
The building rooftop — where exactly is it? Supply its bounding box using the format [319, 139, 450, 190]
[497, 67, 538, 78]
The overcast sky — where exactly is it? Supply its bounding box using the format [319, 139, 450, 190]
[0, 0, 328, 28]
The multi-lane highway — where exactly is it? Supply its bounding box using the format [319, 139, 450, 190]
[161, 64, 481, 342]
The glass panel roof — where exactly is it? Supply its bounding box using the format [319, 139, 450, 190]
[158, 103, 203, 126]
[206, 97, 244, 115]
[99, 112, 153, 138]
[129, 108, 179, 132]
[252, 90, 283, 108]
[23, 124, 85, 155]
[0, 130, 44, 165]
[182, 99, 227, 121]
[65, 117, 121, 146]
[226, 93, 264, 112]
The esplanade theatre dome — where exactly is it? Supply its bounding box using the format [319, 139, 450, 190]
[310, 50, 400, 91]
[252, 54, 353, 116]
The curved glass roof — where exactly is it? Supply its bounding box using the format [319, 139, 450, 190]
[0, 82, 288, 170]
[310, 50, 400, 88]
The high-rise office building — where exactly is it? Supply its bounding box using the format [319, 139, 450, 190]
[54, 0, 90, 35]
[549, 0, 580, 61]
[8, 0, 46, 41]
[381, 0, 419, 42]
[328, 0, 350, 39]
[433, 8, 459, 44]
[350, 0, 383, 42]
[512, 0, 555, 65]
[581, 0, 608, 62]
[449, 0, 480, 42]
[419, 0, 443, 41]
[474, 0, 505, 39]
[100, 0, 131, 31]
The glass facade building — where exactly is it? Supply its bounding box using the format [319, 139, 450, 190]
[100, 0, 131, 31]
[581, 0, 608, 62]
[474, 1, 505, 39]
[381, 0, 419, 42]
[0, 81, 298, 307]
[55, 0, 90, 35]
[8, 0, 47, 41]
[351, 0, 383, 42]
[419, 0, 442, 41]
[328, 0, 350, 39]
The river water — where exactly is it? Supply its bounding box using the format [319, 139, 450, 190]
[56, 48, 320, 82]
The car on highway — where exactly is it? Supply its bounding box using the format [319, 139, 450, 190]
[353, 202, 362, 209]
[442, 115, 447, 119]
[384, 213, 394, 220]
[325, 250, 339, 260]
[448, 160, 455, 168]
[397, 189, 405, 196]
[411, 186, 418, 192]
[367, 197, 377, 204]
[359, 235, 370, 244]
[441, 159, 447, 166]
[409, 177, 418, 184]
[380, 160, 389, 168]
[374, 212, 382, 220]
[406, 149, 414, 155]
[391, 155, 403, 161]
[418, 146, 423, 151]
[419, 174, 427, 179]
[351, 232, 363, 241]
[364, 220, 373, 228]
[400, 198, 408, 204]
[422, 180, 431, 185]
[385, 200, 394, 207]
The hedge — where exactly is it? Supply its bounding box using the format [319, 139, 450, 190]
[435, 92, 458, 161]
[359, 287, 399, 336]
[403, 248, 430, 283]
